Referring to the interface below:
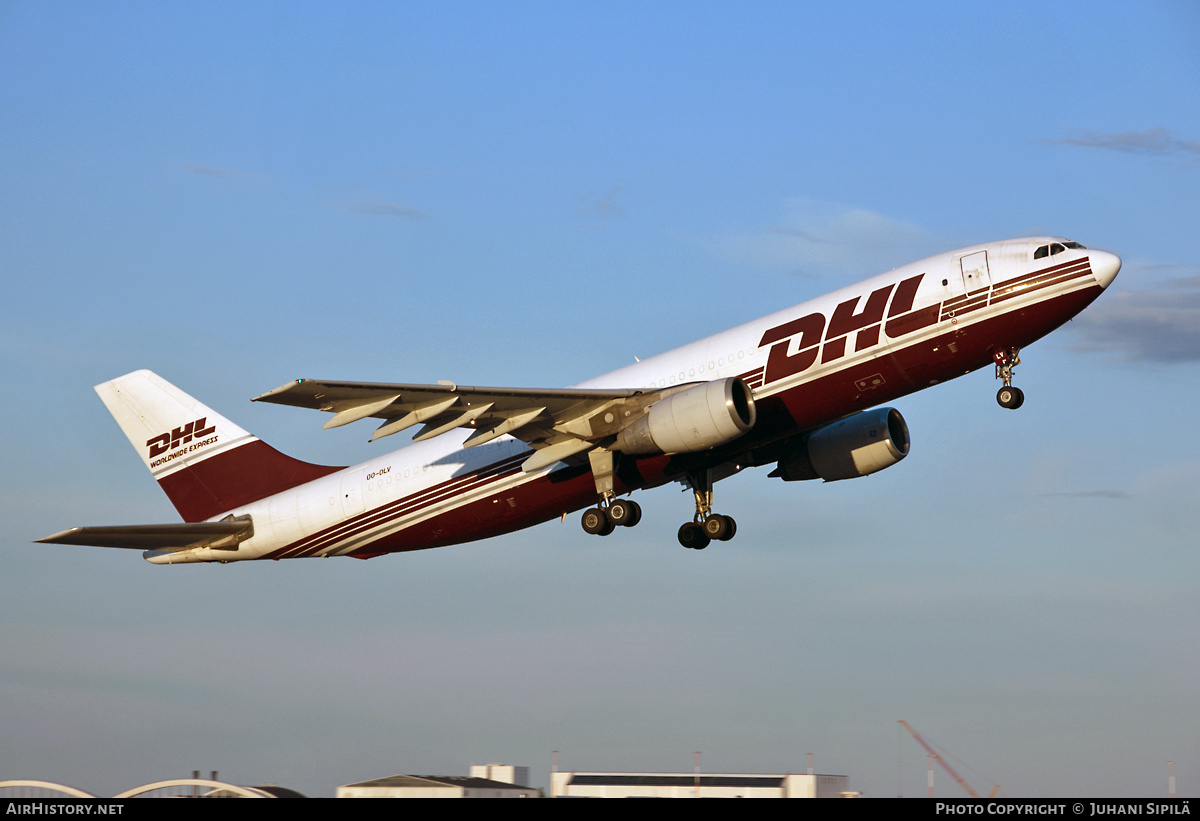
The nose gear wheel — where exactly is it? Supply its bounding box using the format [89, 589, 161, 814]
[993, 347, 1025, 410]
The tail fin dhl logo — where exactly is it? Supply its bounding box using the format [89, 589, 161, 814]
[146, 418, 217, 458]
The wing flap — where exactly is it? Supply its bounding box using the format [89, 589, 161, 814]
[322, 394, 402, 429]
[521, 438, 596, 472]
[463, 407, 546, 447]
[371, 396, 461, 440]
[412, 403, 493, 442]
[254, 379, 658, 454]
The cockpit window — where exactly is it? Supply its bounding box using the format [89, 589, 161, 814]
[1034, 240, 1084, 260]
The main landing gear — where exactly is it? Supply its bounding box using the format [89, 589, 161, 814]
[676, 469, 737, 550]
[580, 447, 644, 537]
[993, 347, 1025, 410]
[580, 497, 643, 536]
[576, 452, 737, 551]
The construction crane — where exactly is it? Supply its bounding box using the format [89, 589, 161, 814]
[898, 720, 999, 798]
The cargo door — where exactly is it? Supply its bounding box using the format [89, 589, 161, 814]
[959, 250, 992, 293]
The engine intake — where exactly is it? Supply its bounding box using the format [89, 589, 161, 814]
[616, 377, 756, 455]
[772, 407, 910, 481]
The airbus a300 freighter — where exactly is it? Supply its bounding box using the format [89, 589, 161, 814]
[40, 238, 1120, 563]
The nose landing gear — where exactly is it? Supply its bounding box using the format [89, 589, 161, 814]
[996, 384, 1024, 409]
[993, 348, 1025, 410]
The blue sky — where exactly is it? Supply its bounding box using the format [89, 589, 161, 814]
[3, 0, 1199, 798]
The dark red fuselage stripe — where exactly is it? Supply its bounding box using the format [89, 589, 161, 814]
[157, 440, 342, 522]
[263, 453, 529, 559]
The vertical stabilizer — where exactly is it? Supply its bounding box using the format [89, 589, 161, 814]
[97, 370, 341, 522]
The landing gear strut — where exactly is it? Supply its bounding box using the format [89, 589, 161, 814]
[580, 447, 642, 537]
[677, 468, 737, 550]
[576, 449, 736, 550]
[993, 347, 1025, 410]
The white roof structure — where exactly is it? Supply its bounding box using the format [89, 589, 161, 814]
[550, 771, 856, 798]
[337, 774, 538, 799]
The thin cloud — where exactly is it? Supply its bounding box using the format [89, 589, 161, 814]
[343, 200, 424, 219]
[1042, 127, 1200, 161]
[387, 168, 441, 180]
[176, 162, 268, 180]
[1041, 490, 1129, 499]
[577, 187, 627, 220]
[1072, 269, 1200, 362]
[706, 196, 938, 279]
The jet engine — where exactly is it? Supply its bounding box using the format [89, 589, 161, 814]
[616, 377, 756, 455]
[771, 407, 910, 482]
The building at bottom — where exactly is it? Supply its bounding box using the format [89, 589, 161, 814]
[550, 771, 855, 798]
[337, 774, 538, 798]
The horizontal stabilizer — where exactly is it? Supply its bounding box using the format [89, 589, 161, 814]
[36, 517, 253, 551]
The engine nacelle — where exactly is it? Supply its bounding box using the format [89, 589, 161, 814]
[772, 407, 910, 482]
[616, 377, 756, 455]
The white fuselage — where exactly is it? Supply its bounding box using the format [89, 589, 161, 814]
[148, 238, 1119, 563]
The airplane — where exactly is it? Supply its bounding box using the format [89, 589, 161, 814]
[38, 237, 1121, 563]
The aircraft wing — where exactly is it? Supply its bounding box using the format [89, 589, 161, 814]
[252, 378, 666, 471]
[36, 518, 254, 551]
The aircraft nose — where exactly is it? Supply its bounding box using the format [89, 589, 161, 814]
[1090, 249, 1122, 289]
